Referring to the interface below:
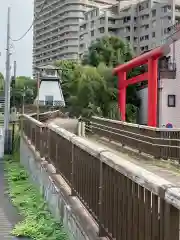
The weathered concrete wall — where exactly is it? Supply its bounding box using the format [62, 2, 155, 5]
[20, 137, 101, 240]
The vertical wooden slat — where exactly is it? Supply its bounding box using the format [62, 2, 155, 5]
[145, 190, 152, 240]
[121, 175, 126, 240]
[132, 183, 139, 240]
[152, 194, 159, 239]
[127, 178, 133, 240]
[119, 173, 123, 240]
[99, 161, 105, 237]
[139, 186, 145, 240]
[169, 204, 179, 240]
[164, 203, 180, 240]
[159, 199, 165, 240]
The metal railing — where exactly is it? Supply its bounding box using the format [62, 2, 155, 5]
[21, 114, 180, 240]
[84, 116, 180, 162]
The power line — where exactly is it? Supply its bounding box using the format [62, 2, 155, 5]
[10, 0, 47, 42]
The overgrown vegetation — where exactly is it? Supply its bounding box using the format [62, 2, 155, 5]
[55, 36, 143, 122]
[0, 73, 37, 108]
[0, 36, 143, 122]
[5, 135, 68, 240]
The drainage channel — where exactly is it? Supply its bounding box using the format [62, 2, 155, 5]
[0, 161, 30, 240]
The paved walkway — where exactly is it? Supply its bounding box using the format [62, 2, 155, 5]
[0, 161, 29, 240]
[47, 118, 180, 185]
[47, 118, 78, 134]
[87, 135, 180, 186]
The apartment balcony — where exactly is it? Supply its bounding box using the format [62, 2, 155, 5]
[35, 12, 83, 33]
[35, 26, 79, 43]
[107, 22, 119, 29]
[35, 1, 84, 24]
[159, 58, 176, 79]
[36, 14, 81, 37]
[34, 40, 79, 57]
[138, 8, 149, 16]
[35, 34, 78, 49]
[108, 31, 117, 37]
[175, 9, 180, 18]
[35, 47, 78, 61]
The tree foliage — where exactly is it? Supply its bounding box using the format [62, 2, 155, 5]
[82, 36, 133, 67]
[11, 76, 37, 108]
[0, 72, 4, 90]
[54, 36, 142, 122]
[0, 73, 37, 108]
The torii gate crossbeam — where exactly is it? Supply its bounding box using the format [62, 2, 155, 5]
[113, 46, 170, 127]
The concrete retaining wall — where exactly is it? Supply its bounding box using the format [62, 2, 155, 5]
[20, 137, 100, 240]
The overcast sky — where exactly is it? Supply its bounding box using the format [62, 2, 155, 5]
[0, 0, 33, 78]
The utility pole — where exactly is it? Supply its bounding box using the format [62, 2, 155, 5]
[36, 72, 40, 121]
[22, 88, 25, 114]
[4, 7, 11, 154]
[11, 61, 16, 153]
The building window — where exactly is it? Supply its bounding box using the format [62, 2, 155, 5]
[152, 20, 156, 27]
[100, 18, 105, 24]
[164, 27, 171, 35]
[162, 5, 171, 13]
[123, 16, 131, 23]
[91, 21, 94, 28]
[152, 9, 156, 17]
[80, 35, 84, 40]
[108, 19, 115, 24]
[152, 32, 155, 38]
[168, 95, 176, 107]
[139, 2, 148, 11]
[45, 95, 54, 106]
[140, 14, 149, 20]
[134, 36, 138, 43]
[125, 26, 130, 32]
[91, 30, 94, 36]
[99, 27, 105, 33]
[144, 45, 148, 51]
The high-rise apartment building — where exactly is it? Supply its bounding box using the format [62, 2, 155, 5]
[78, 0, 180, 59]
[33, 0, 118, 74]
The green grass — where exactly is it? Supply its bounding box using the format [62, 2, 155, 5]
[5, 143, 68, 240]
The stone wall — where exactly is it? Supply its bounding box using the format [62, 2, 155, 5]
[20, 137, 101, 240]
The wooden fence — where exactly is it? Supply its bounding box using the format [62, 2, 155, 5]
[31, 110, 63, 122]
[85, 116, 180, 162]
[21, 114, 180, 240]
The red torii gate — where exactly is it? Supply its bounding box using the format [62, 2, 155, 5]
[112, 46, 170, 127]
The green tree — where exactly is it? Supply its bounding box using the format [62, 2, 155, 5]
[10, 76, 37, 108]
[54, 34, 143, 122]
[0, 72, 4, 90]
[54, 60, 78, 105]
[66, 64, 106, 117]
[82, 36, 133, 67]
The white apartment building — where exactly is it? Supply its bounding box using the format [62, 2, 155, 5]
[33, 0, 118, 75]
[78, 0, 180, 59]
